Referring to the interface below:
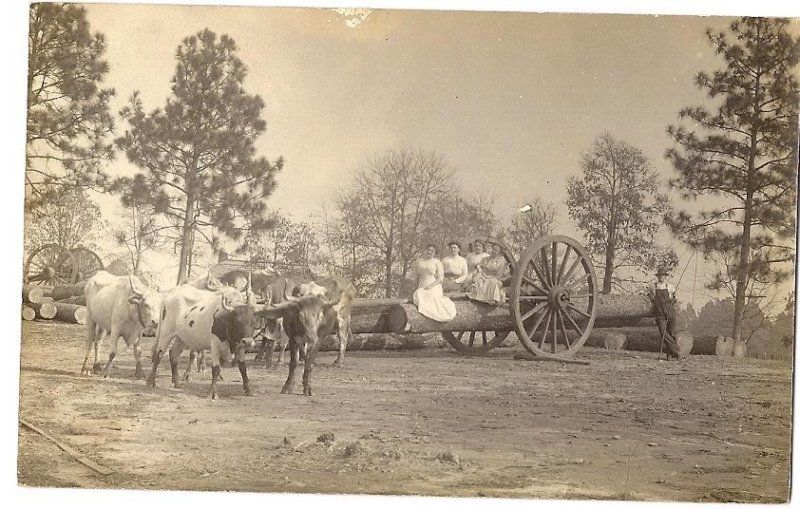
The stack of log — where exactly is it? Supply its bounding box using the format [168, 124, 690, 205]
[22, 283, 87, 325]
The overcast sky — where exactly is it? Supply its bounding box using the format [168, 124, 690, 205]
[75, 4, 796, 307]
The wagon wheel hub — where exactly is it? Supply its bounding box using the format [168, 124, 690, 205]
[548, 285, 570, 310]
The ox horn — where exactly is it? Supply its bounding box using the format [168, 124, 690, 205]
[220, 293, 235, 312]
[128, 275, 144, 298]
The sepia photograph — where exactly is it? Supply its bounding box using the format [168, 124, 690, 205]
[13, 0, 799, 505]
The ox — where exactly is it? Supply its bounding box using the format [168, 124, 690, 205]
[81, 271, 161, 378]
[262, 275, 356, 396]
[147, 285, 257, 399]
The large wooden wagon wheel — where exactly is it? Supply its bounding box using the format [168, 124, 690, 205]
[509, 235, 598, 359]
[24, 244, 75, 286]
[441, 237, 516, 354]
[70, 246, 104, 282]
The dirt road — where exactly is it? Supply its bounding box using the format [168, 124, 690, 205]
[17, 321, 792, 502]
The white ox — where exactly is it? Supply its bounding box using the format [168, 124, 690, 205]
[81, 271, 161, 378]
[147, 285, 258, 399]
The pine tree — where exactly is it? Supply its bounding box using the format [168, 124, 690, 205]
[26, 3, 115, 209]
[115, 29, 282, 283]
[666, 17, 799, 342]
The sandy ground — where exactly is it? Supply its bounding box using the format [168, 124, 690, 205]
[17, 321, 792, 502]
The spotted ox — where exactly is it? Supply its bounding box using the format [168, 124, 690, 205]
[261, 275, 356, 396]
[81, 271, 161, 378]
[147, 285, 257, 399]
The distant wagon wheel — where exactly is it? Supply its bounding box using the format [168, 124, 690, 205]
[69, 246, 104, 283]
[24, 244, 75, 286]
[509, 235, 598, 359]
[441, 237, 517, 354]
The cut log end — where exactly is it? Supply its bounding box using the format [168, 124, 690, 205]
[33, 301, 58, 320]
[22, 306, 36, 321]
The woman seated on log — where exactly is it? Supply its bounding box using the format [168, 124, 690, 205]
[441, 240, 469, 292]
[409, 244, 457, 322]
[467, 242, 510, 305]
[465, 240, 491, 282]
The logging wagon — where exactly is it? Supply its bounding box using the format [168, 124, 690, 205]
[340, 235, 684, 361]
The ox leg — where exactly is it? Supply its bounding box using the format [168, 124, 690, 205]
[147, 335, 172, 389]
[332, 317, 350, 368]
[93, 328, 106, 374]
[185, 350, 197, 382]
[197, 350, 207, 372]
[133, 341, 145, 379]
[169, 340, 185, 388]
[234, 343, 253, 396]
[101, 328, 121, 378]
[302, 341, 318, 396]
[275, 336, 288, 368]
[81, 318, 99, 375]
[207, 344, 222, 400]
[281, 337, 299, 394]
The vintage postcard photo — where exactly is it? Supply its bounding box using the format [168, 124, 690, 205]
[16, 1, 798, 503]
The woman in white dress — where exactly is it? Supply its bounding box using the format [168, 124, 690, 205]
[441, 241, 469, 292]
[465, 240, 491, 286]
[468, 242, 510, 305]
[411, 244, 457, 322]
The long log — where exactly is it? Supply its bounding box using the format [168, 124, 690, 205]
[56, 295, 86, 306]
[54, 302, 87, 325]
[583, 327, 693, 357]
[691, 335, 741, 356]
[23, 285, 49, 304]
[31, 301, 57, 320]
[22, 306, 36, 321]
[386, 294, 656, 335]
[51, 282, 88, 301]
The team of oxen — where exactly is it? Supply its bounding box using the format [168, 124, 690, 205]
[80, 268, 356, 398]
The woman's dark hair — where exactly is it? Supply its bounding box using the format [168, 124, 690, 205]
[472, 239, 484, 250]
[425, 244, 437, 253]
[447, 240, 461, 251]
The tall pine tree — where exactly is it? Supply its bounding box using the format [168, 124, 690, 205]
[115, 29, 282, 283]
[666, 17, 799, 342]
[26, 3, 115, 210]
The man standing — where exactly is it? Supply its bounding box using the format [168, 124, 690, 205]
[647, 266, 682, 360]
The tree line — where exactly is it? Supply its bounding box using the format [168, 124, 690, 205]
[25, 5, 798, 344]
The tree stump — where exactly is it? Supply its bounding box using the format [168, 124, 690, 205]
[733, 340, 747, 358]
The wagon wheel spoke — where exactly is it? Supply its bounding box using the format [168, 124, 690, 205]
[566, 304, 592, 320]
[551, 242, 559, 285]
[538, 310, 553, 350]
[525, 253, 552, 291]
[560, 256, 584, 290]
[521, 276, 548, 296]
[518, 294, 548, 301]
[441, 329, 509, 354]
[563, 310, 587, 339]
[540, 247, 552, 288]
[558, 309, 571, 349]
[520, 301, 548, 323]
[556, 245, 573, 284]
